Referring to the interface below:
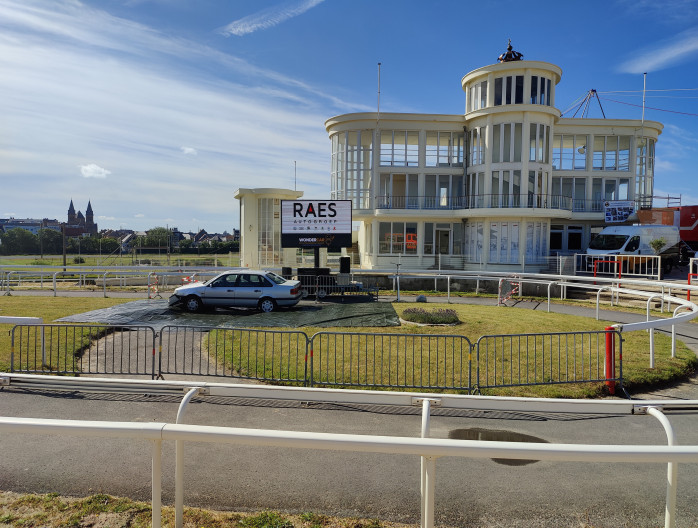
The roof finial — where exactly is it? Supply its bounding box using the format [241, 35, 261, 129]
[498, 39, 523, 62]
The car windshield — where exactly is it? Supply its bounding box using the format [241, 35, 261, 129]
[588, 234, 628, 251]
[265, 272, 287, 285]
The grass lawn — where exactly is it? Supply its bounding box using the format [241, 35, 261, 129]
[208, 302, 697, 398]
[0, 297, 132, 372]
[1, 297, 695, 398]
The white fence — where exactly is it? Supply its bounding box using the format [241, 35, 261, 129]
[2, 374, 698, 528]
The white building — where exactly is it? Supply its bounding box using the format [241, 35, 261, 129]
[325, 43, 662, 271]
[234, 187, 303, 269]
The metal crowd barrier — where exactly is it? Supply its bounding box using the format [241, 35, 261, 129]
[157, 325, 308, 383]
[475, 330, 621, 391]
[10, 324, 157, 377]
[311, 332, 472, 390]
[10, 324, 622, 393]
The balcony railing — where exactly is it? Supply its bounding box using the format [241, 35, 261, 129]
[374, 194, 599, 212]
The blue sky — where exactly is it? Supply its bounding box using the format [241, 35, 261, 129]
[2, 0, 698, 233]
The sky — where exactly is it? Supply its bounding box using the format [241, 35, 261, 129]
[2, 0, 698, 234]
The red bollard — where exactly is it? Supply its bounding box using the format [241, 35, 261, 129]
[605, 326, 615, 395]
[688, 273, 698, 302]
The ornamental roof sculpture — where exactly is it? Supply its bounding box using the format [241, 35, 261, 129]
[498, 39, 523, 62]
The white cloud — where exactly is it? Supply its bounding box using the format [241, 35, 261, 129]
[220, 0, 324, 37]
[3, 212, 17, 217]
[134, 213, 145, 218]
[0, 0, 359, 232]
[98, 215, 116, 221]
[619, 27, 698, 73]
[80, 163, 111, 178]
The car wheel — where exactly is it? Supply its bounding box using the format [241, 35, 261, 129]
[316, 288, 327, 299]
[184, 295, 202, 313]
[259, 298, 277, 313]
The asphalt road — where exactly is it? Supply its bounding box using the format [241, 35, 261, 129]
[3, 284, 698, 526]
[4, 376, 698, 527]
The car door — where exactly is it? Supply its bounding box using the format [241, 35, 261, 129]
[204, 274, 238, 307]
[234, 273, 271, 307]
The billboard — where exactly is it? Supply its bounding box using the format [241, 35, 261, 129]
[604, 200, 634, 224]
[281, 200, 352, 250]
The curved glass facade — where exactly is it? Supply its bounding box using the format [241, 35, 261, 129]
[331, 130, 372, 209]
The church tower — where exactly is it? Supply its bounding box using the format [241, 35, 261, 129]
[68, 200, 76, 224]
[86, 201, 94, 225]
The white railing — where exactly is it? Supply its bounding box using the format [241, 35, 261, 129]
[2, 375, 698, 528]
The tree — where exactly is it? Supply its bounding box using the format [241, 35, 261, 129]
[0, 228, 38, 255]
[178, 239, 193, 253]
[144, 227, 171, 250]
[38, 229, 62, 255]
[649, 237, 667, 254]
[99, 237, 120, 255]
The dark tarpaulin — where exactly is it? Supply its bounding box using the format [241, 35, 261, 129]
[57, 299, 400, 330]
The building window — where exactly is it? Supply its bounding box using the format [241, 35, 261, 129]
[330, 130, 372, 209]
[380, 130, 418, 167]
[527, 170, 547, 208]
[550, 224, 563, 251]
[379, 222, 418, 254]
[493, 76, 523, 106]
[466, 172, 486, 208]
[492, 123, 523, 163]
[469, 80, 488, 111]
[378, 173, 418, 208]
[469, 127, 484, 165]
[426, 131, 464, 167]
[553, 134, 587, 170]
[530, 76, 552, 106]
[593, 136, 631, 171]
[567, 225, 583, 251]
[465, 222, 484, 263]
[552, 176, 587, 211]
[258, 198, 281, 267]
[529, 123, 549, 163]
[425, 174, 464, 209]
[525, 221, 548, 262]
[488, 222, 519, 264]
[636, 138, 655, 206]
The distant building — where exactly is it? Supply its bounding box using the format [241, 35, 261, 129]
[0, 218, 61, 235]
[64, 200, 98, 237]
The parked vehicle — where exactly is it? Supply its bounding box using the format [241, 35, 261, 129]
[169, 270, 302, 313]
[586, 225, 681, 273]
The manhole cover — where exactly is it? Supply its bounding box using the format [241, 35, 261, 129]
[448, 427, 548, 466]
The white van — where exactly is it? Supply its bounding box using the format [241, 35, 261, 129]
[586, 225, 681, 273]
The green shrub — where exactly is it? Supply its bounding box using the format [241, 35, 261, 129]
[402, 307, 460, 324]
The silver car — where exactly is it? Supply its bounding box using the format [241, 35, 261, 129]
[169, 270, 302, 313]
